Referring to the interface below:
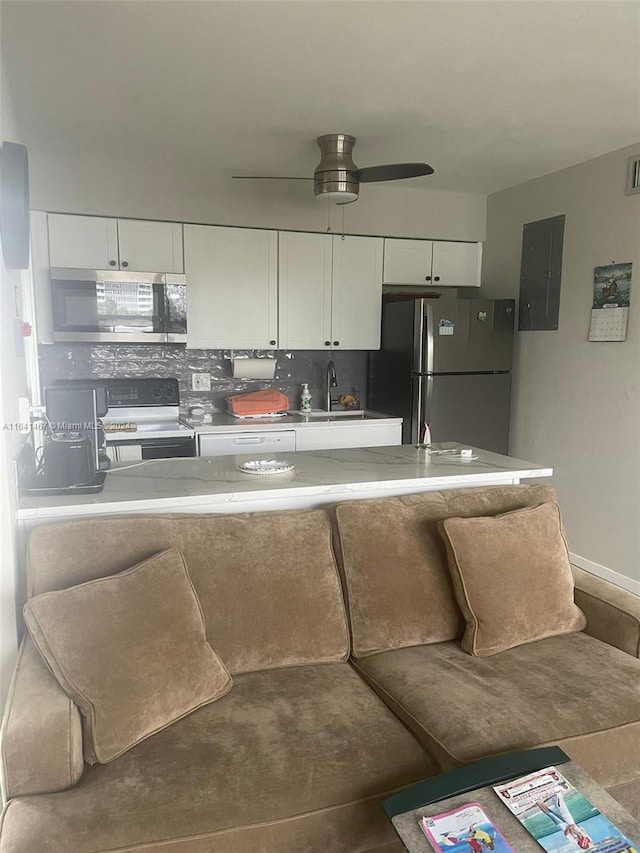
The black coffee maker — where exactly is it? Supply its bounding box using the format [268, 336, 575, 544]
[21, 387, 110, 495]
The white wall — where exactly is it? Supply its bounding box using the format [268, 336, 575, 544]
[483, 144, 640, 584]
[27, 144, 487, 242]
[0, 18, 27, 703]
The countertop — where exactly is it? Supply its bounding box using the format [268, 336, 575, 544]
[187, 410, 402, 434]
[17, 443, 552, 521]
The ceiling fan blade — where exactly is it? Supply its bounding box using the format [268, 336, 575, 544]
[232, 175, 313, 180]
[353, 163, 434, 183]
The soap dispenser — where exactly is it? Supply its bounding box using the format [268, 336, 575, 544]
[300, 383, 312, 413]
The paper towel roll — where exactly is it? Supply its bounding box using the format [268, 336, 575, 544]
[232, 358, 276, 380]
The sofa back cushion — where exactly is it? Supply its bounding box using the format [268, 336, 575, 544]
[333, 484, 558, 657]
[26, 510, 349, 673]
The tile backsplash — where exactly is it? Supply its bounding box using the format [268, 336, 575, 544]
[39, 344, 368, 414]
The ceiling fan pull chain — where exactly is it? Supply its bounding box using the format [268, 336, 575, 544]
[341, 204, 346, 239]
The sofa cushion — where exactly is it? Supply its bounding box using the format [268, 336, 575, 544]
[25, 509, 350, 673]
[23, 549, 232, 764]
[440, 501, 586, 656]
[0, 663, 436, 853]
[333, 484, 557, 657]
[352, 632, 640, 789]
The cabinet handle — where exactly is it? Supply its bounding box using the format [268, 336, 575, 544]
[434, 276, 440, 282]
[109, 260, 117, 266]
[121, 261, 129, 268]
[269, 340, 276, 346]
[425, 275, 431, 281]
[324, 341, 331, 346]
[333, 340, 340, 346]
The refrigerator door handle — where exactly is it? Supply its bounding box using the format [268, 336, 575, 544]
[423, 374, 434, 434]
[423, 302, 434, 375]
[414, 374, 434, 446]
[413, 374, 422, 445]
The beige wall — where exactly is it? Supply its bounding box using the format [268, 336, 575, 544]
[483, 144, 640, 585]
[0, 24, 27, 703]
[28, 144, 487, 242]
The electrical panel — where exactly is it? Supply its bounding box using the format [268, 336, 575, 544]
[518, 214, 565, 331]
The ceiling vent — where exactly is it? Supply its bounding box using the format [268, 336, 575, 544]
[626, 155, 640, 195]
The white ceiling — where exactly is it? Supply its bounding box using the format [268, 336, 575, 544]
[3, 0, 640, 196]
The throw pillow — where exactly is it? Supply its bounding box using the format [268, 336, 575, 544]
[24, 548, 232, 764]
[439, 501, 586, 657]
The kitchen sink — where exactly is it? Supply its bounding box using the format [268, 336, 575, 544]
[304, 409, 366, 418]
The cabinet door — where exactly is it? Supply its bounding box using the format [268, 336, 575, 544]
[295, 422, 401, 451]
[48, 214, 119, 269]
[331, 235, 383, 349]
[278, 231, 332, 350]
[185, 225, 278, 349]
[382, 238, 433, 284]
[117, 219, 184, 273]
[431, 241, 482, 287]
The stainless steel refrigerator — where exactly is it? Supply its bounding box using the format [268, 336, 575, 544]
[368, 297, 515, 453]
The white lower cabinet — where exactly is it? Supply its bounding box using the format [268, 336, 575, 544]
[196, 422, 402, 455]
[295, 422, 401, 452]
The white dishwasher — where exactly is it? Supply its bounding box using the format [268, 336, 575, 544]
[198, 430, 296, 457]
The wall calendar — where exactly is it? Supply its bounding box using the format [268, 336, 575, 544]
[589, 262, 632, 342]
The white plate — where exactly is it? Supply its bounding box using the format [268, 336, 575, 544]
[237, 459, 295, 475]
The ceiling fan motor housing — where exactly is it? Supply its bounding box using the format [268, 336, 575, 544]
[314, 134, 359, 203]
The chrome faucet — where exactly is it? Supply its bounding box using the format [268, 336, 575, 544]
[325, 360, 338, 411]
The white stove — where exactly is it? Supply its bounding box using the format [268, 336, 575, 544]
[103, 405, 195, 443]
[97, 379, 196, 459]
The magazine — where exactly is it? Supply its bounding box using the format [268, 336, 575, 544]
[494, 766, 638, 853]
[419, 802, 516, 853]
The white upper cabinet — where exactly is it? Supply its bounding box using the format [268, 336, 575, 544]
[278, 232, 383, 350]
[116, 219, 183, 273]
[431, 240, 482, 288]
[48, 214, 184, 272]
[185, 225, 278, 350]
[278, 232, 332, 350]
[331, 235, 383, 349]
[383, 238, 482, 287]
[383, 238, 433, 285]
[48, 214, 119, 270]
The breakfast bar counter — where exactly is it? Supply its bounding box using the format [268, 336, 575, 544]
[17, 443, 552, 522]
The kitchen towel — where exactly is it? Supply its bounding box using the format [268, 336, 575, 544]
[227, 389, 289, 417]
[232, 358, 276, 380]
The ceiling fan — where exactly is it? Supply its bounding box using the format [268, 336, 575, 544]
[233, 133, 434, 205]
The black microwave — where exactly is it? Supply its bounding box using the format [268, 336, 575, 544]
[50, 268, 187, 343]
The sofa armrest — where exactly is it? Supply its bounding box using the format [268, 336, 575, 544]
[573, 565, 640, 658]
[1, 637, 84, 800]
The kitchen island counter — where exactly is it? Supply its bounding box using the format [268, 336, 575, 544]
[17, 444, 552, 522]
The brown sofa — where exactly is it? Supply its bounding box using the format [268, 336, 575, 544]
[3, 484, 640, 852]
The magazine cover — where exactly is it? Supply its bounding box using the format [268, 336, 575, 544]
[494, 766, 638, 853]
[419, 802, 516, 853]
